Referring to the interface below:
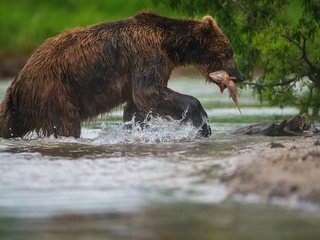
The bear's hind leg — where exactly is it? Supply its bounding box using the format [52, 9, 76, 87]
[40, 98, 82, 138]
[51, 118, 81, 138]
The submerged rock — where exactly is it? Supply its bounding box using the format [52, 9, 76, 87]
[233, 114, 312, 136]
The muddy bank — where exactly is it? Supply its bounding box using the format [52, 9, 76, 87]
[221, 136, 320, 207]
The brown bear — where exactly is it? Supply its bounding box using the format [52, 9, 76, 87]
[0, 12, 244, 138]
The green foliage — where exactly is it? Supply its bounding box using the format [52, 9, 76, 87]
[155, 0, 320, 118]
[1, 0, 319, 118]
[0, 0, 180, 56]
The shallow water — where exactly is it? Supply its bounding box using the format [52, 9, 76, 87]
[1, 77, 319, 240]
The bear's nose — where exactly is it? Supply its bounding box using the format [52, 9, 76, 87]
[237, 74, 245, 82]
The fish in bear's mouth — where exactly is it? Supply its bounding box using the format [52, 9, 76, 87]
[209, 70, 241, 112]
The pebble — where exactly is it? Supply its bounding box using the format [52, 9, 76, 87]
[303, 130, 314, 138]
[269, 142, 285, 148]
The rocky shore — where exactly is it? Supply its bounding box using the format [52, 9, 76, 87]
[221, 136, 320, 208]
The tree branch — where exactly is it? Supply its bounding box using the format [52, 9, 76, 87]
[240, 77, 299, 88]
[282, 33, 320, 73]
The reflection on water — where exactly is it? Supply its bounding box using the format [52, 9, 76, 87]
[2, 203, 320, 240]
[0, 78, 319, 239]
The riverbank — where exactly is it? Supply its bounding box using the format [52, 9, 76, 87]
[221, 135, 320, 209]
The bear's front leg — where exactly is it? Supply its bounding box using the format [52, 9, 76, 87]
[176, 94, 212, 137]
[123, 102, 147, 122]
[132, 86, 211, 137]
[123, 102, 150, 129]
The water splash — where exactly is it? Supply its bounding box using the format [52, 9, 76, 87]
[94, 117, 202, 144]
[15, 117, 205, 144]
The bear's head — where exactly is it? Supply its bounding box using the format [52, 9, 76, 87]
[194, 16, 244, 83]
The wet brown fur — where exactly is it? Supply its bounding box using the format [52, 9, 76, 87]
[0, 12, 241, 138]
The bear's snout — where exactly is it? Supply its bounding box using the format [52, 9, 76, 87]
[237, 74, 245, 82]
[222, 67, 244, 83]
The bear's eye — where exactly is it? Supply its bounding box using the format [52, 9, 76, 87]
[225, 50, 233, 59]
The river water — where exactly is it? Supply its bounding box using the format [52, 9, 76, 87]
[1, 77, 319, 240]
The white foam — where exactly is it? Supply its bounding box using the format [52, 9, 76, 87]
[16, 118, 202, 145]
[94, 118, 201, 144]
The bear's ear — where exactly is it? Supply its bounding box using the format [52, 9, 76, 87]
[201, 16, 217, 30]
